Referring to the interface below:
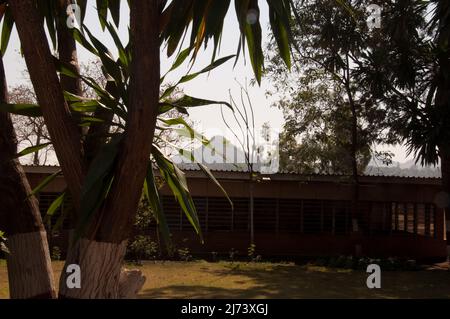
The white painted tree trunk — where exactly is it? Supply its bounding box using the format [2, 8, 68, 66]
[119, 269, 146, 299]
[6, 231, 56, 299]
[59, 239, 129, 299]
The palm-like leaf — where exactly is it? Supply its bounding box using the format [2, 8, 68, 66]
[3, 0, 293, 248]
[160, 0, 294, 84]
[20, 17, 237, 249]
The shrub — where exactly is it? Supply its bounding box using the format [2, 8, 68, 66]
[248, 244, 256, 261]
[51, 246, 61, 261]
[128, 235, 159, 261]
[0, 231, 8, 254]
[229, 248, 238, 261]
[177, 247, 192, 262]
[247, 244, 261, 262]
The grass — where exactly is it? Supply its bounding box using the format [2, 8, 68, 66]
[1, 259, 449, 299]
[0, 259, 6, 298]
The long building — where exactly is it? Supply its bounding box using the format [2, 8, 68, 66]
[24, 165, 449, 261]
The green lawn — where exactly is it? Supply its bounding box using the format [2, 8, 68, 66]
[1, 259, 449, 299]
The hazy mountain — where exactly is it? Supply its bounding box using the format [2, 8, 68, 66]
[365, 159, 441, 178]
[172, 136, 441, 177]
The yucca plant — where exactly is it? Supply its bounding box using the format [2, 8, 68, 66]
[1, 0, 296, 298]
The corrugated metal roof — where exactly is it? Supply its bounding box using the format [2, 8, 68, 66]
[174, 163, 442, 180]
[22, 164, 442, 181]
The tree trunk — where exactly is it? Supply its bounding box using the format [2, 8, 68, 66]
[11, 0, 88, 298]
[56, 0, 82, 99]
[440, 151, 450, 242]
[435, 2, 450, 227]
[346, 81, 360, 233]
[10, 0, 85, 208]
[0, 54, 56, 299]
[441, 150, 450, 206]
[84, 81, 117, 163]
[56, 0, 85, 143]
[249, 180, 255, 245]
[55, 0, 85, 263]
[59, 1, 160, 298]
[33, 130, 41, 165]
[119, 268, 146, 299]
[349, 101, 360, 232]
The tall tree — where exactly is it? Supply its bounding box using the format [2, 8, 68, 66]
[60, 1, 161, 298]
[358, 1, 450, 213]
[9, 85, 52, 165]
[266, 0, 396, 231]
[56, 0, 82, 98]
[0, 52, 56, 298]
[9, 0, 86, 209]
[5, 0, 295, 298]
[271, 72, 375, 175]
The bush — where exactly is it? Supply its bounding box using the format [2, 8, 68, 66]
[51, 246, 61, 261]
[128, 235, 158, 261]
[229, 248, 238, 261]
[177, 247, 192, 262]
[247, 244, 256, 261]
[0, 231, 8, 255]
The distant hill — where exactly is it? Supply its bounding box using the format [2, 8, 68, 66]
[365, 159, 441, 178]
[172, 136, 442, 177]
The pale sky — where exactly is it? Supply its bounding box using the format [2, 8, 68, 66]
[2, 1, 412, 163]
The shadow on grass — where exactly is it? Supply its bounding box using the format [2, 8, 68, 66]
[140, 263, 450, 299]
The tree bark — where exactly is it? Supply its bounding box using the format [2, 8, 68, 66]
[441, 150, 450, 204]
[84, 81, 117, 163]
[435, 1, 450, 226]
[0, 54, 56, 299]
[57, 0, 82, 99]
[89, 1, 161, 244]
[249, 180, 255, 245]
[345, 81, 360, 233]
[55, 0, 84, 257]
[59, 1, 160, 298]
[33, 128, 41, 165]
[118, 268, 146, 299]
[10, 0, 85, 208]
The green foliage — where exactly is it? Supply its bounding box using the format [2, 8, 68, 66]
[20, 19, 236, 251]
[152, 146, 203, 243]
[355, 1, 450, 166]
[0, 231, 8, 254]
[16, 143, 52, 158]
[0, 4, 14, 56]
[59, 22, 237, 247]
[128, 236, 159, 262]
[1, 0, 295, 84]
[127, 197, 161, 262]
[2, 0, 298, 253]
[266, 0, 399, 174]
[0, 103, 42, 117]
[247, 244, 256, 259]
[160, 0, 295, 84]
[51, 246, 61, 261]
[247, 244, 261, 262]
[134, 197, 156, 231]
[177, 246, 192, 262]
[29, 170, 62, 197]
